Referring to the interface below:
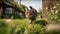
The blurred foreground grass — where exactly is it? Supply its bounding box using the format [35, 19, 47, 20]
[0, 18, 45, 34]
[0, 18, 60, 34]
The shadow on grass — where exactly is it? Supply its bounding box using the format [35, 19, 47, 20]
[35, 20, 48, 26]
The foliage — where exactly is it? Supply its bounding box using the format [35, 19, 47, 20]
[3, 0, 26, 12]
[0, 19, 45, 34]
[46, 1, 60, 23]
[35, 20, 47, 26]
[0, 0, 27, 18]
[0, 20, 8, 34]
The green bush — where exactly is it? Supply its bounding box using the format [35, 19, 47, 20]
[35, 20, 47, 26]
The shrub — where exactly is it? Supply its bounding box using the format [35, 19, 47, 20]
[35, 20, 48, 26]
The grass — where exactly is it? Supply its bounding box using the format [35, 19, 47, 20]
[0, 18, 45, 34]
[0, 18, 60, 34]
